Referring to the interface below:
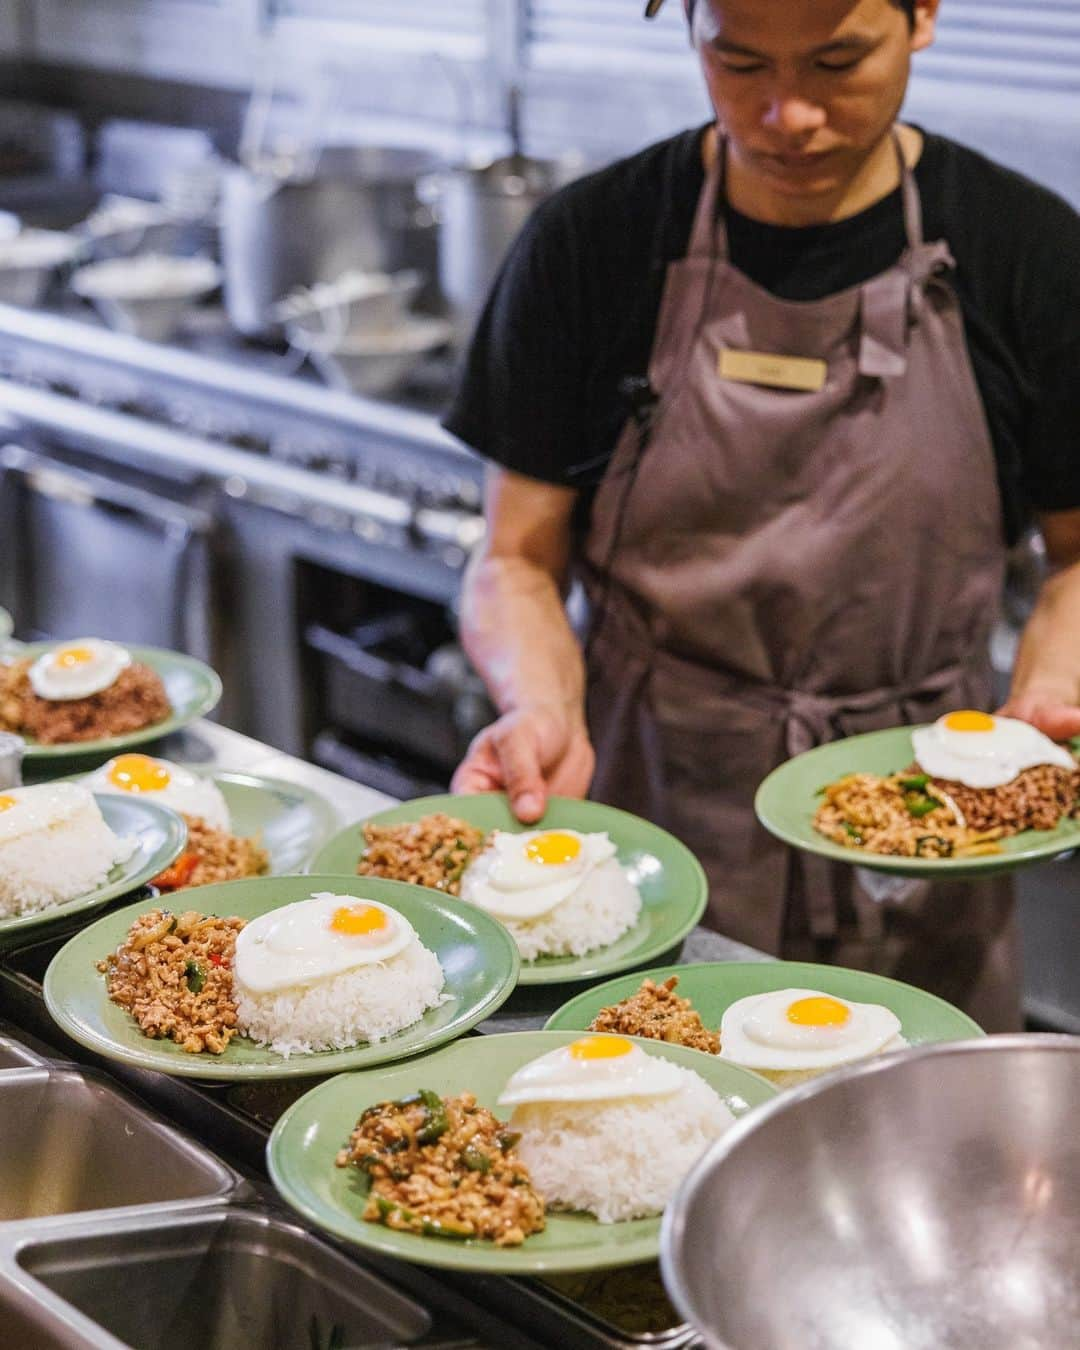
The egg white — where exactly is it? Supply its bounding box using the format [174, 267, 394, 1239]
[459, 829, 618, 920]
[84, 756, 231, 832]
[497, 1039, 684, 1106]
[233, 892, 414, 994]
[28, 639, 131, 701]
[0, 782, 97, 842]
[912, 714, 1076, 790]
[720, 989, 902, 1072]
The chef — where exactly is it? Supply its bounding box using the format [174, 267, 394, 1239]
[444, 0, 1080, 1031]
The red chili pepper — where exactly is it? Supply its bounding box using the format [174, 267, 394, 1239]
[153, 852, 198, 892]
[208, 952, 230, 969]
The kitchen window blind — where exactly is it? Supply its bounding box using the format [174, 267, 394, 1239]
[524, 0, 1080, 91]
[268, 0, 488, 54]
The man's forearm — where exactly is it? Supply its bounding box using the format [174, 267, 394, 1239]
[460, 552, 586, 719]
[1009, 559, 1080, 704]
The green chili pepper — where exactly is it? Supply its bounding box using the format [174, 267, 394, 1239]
[905, 795, 939, 819]
[415, 1089, 449, 1144]
[900, 774, 930, 791]
[374, 1194, 470, 1240]
[497, 1130, 521, 1153]
[915, 835, 952, 857]
[842, 822, 864, 844]
[184, 958, 206, 994]
[462, 1145, 491, 1174]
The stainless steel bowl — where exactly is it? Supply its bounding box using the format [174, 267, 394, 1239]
[662, 1036, 1080, 1350]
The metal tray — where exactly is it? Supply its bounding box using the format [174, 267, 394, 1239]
[2, 1206, 432, 1350]
[0, 1066, 241, 1226]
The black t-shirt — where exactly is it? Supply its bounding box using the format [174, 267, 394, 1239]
[444, 125, 1080, 546]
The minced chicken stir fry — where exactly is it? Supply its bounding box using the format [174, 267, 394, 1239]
[814, 764, 1080, 859]
[97, 908, 246, 1054]
[337, 1089, 546, 1246]
[153, 816, 270, 891]
[356, 814, 487, 896]
[0, 657, 170, 744]
[589, 976, 720, 1054]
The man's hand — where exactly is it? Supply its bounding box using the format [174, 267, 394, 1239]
[451, 704, 595, 822]
[997, 689, 1080, 742]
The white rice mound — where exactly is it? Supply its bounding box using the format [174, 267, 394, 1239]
[501, 859, 642, 962]
[233, 934, 446, 1057]
[751, 1033, 911, 1090]
[510, 1066, 735, 1223]
[0, 784, 134, 919]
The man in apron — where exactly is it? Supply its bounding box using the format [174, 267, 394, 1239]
[446, 0, 1080, 1032]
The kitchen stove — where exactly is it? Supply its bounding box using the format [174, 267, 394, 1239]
[0, 300, 491, 787]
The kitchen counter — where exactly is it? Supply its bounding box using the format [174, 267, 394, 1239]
[3, 716, 766, 1349]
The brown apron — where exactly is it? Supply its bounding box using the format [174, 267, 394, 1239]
[582, 134, 1021, 1032]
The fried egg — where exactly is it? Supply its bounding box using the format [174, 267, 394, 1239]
[720, 989, 902, 1073]
[28, 639, 131, 701]
[84, 754, 231, 831]
[233, 892, 414, 994]
[459, 829, 617, 920]
[496, 1035, 685, 1106]
[0, 781, 101, 842]
[911, 710, 1076, 789]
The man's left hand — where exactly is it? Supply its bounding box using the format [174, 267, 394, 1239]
[997, 692, 1080, 742]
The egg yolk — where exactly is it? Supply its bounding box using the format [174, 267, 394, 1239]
[54, 646, 96, 669]
[786, 996, 851, 1028]
[330, 904, 389, 937]
[0, 795, 15, 813]
[107, 754, 171, 793]
[569, 1035, 633, 1061]
[943, 710, 996, 734]
[525, 831, 582, 866]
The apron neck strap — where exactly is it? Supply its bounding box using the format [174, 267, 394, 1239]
[688, 127, 926, 262]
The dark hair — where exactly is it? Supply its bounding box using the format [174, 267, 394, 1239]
[683, 0, 917, 25]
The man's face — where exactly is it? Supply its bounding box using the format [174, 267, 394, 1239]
[691, 0, 937, 203]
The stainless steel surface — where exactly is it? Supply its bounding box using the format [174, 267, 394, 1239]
[4, 1207, 432, 1350]
[663, 1035, 1080, 1350]
[0, 732, 23, 790]
[0, 1066, 241, 1225]
[0, 443, 216, 659]
[222, 146, 440, 337]
[436, 154, 563, 339]
[0, 1034, 45, 1070]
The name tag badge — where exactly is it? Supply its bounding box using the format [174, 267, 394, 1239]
[718, 348, 827, 393]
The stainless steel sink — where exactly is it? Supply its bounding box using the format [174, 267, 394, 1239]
[0, 1034, 46, 1069]
[0, 1068, 240, 1223]
[6, 1207, 432, 1349]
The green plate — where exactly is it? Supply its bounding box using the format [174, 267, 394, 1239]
[14, 643, 222, 760]
[43, 874, 520, 1081]
[0, 794, 186, 946]
[77, 770, 336, 875]
[545, 960, 985, 1047]
[267, 1029, 776, 1274]
[756, 724, 1080, 878]
[310, 793, 708, 986]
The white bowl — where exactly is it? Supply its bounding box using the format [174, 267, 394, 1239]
[71, 254, 221, 341]
[293, 316, 454, 398]
[79, 194, 186, 260]
[0, 229, 84, 306]
[275, 269, 423, 341]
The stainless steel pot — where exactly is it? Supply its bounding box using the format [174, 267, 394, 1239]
[661, 1035, 1080, 1350]
[221, 145, 440, 338]
[436, 154, 566, 341]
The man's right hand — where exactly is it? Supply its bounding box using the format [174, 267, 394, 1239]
[451, 704, 595, 823]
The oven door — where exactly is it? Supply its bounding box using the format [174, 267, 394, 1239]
[0, 443, 217, 660]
